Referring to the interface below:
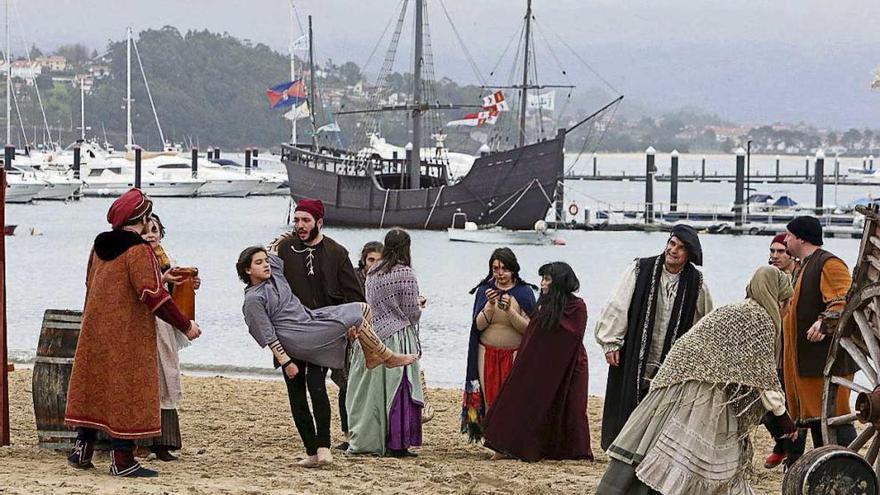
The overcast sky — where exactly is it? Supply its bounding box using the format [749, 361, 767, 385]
[16, 0, 880, 128]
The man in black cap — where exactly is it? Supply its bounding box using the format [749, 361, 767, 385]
[781, 215, 856, 465]
[595, 224, 713, 450]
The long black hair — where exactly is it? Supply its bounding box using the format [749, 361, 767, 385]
[358, 241, 384, 272]
[534, 262, 580, 331]
[468, 247, 536, 294]
[374, 228, 411, 274]
[236, 245, 267, 285]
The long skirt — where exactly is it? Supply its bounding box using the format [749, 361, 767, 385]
[346, 325, 424, 455]
[597, 380, 753, 495]
[478, 344, 516, 410]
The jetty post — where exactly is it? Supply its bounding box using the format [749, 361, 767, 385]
[701, 155, 706, 180]
[214, 147, 221, 160]
[815, 149, 825, 213]
[775, 155, 780, 181]
[734, 147, 746, 227]
[645, 146, 655, 224]
[3, 145, 12, 171]
[244, 148, 252, 175]
[804, 155, 809, 180]
[871, 155, 875, 172]
[191, 148, 199, 178]
[207, 147, 214, 160]
[0, 165, 8, 446]
[72, 145, 81, 180]
[252, 148, 259, 169]
[592, 153, 598, 177]
[670, 149, 679, 212]
[134, 146, 142, 189]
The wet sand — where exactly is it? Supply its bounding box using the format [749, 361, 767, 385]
[1, 370, 785, 494]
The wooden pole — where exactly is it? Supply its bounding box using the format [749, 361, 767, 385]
[670, 150, 679, 212]
[645, 146, 655, 224]
[0, 167, 9, 446]
[734, 147, 746, 227]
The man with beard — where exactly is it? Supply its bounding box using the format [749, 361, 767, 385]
[272, 198, 364, 464]
[594, 224, 713, 451]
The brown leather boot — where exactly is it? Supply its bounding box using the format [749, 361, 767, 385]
[67, 439, 95, 470]
[358, 326, 393, 369]
[111, 448, 159, 477]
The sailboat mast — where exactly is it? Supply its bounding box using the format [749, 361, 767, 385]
[409, 0, 423, 190]
[5, 0, 10, 145]
[80, 81, 85, 140]
[289, 4, 296, 144]
[518, 0, 532, 148]
[126, 27, 132, 149]
[308, 15, 317, 149]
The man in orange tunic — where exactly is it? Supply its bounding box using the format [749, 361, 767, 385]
[782, 216, 856, 466]
[65, 189, 201, 477]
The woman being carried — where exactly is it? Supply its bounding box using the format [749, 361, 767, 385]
[461, 247, 536, 442]
[238, 246, 416, 467]
[596, 266, 798, 495]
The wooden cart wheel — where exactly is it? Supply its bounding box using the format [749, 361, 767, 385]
[821, 204, 880, 481]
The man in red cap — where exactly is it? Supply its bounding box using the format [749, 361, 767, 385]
[65, 188, 202, 477]
[769, 232, 798, 278]
[270, 198, 364, 466]
[762, 232, 801, 469]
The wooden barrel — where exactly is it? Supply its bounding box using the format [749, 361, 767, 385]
[170, 267, 198, 320]
[32, 309, 82, 450]
[782, 445, 878, 495]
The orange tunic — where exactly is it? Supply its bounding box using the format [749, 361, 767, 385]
[65, 241, 170, 439]
[782, 256, 851, 423]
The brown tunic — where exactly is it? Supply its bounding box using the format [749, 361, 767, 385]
[65, 231, 171, 439]
[782, 249, 852, 422]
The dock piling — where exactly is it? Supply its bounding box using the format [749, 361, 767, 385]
[734, 147, 746, 227]
[134, 147, 142, 189]
[645, 146, 655, 224]
[245, 148, 252, 175]
[73, 145, 81, 180]
[815, 149, 825, 213]
[191, 148, 198, 178]
[670, 149, 679, 212]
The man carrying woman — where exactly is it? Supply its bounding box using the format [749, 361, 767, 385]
[238, 245, 416, 467]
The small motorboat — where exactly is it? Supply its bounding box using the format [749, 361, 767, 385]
[447, 212, 559, 246]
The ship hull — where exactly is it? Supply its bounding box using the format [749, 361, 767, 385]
[281, 131, 564, 230]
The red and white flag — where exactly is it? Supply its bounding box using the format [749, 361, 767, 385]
[447, 90, 508, 127]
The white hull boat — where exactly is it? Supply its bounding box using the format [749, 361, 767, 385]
[6, 173, 48, 203]
[447, 213, 560, 245]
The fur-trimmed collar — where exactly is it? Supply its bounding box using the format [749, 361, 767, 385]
[94, 229, 147, 261]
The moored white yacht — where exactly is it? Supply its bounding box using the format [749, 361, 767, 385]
[206, 158, 284, 195]
[5, 169, 48, 203]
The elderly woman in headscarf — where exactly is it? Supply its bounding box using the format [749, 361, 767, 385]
[596, 266, 798, 495]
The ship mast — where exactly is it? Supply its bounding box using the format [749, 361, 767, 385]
[126, 27, 133, 150]
[289, 2, 297, 144]
[308, 15, 317, 149]
[408, 0, 424, 190]
[518, 0, 531, 148]
[4, 0, 9, 145]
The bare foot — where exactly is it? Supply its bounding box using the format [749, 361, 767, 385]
[490, 452, 510, 461]
[317, 447, 333, 465]
[384, 353, 418, 368]
[297, 455, 321, 468]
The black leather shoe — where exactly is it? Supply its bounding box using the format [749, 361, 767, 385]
[334, 441, 350, 451]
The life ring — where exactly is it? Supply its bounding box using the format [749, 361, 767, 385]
[567, 202, 579, 216]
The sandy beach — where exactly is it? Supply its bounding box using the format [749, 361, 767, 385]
[1, 370, 786, 494]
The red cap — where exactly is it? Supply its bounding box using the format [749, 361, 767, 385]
[107, 188, 152, 229]
[771, 233, 787, 246]
[295, 198, 324, 221]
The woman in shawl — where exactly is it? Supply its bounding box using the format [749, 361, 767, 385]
[347, 228, 426, 458]
[596, 266, 799, 495]
[482, 261, 592, 462]
[461, 247, 536, 442]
